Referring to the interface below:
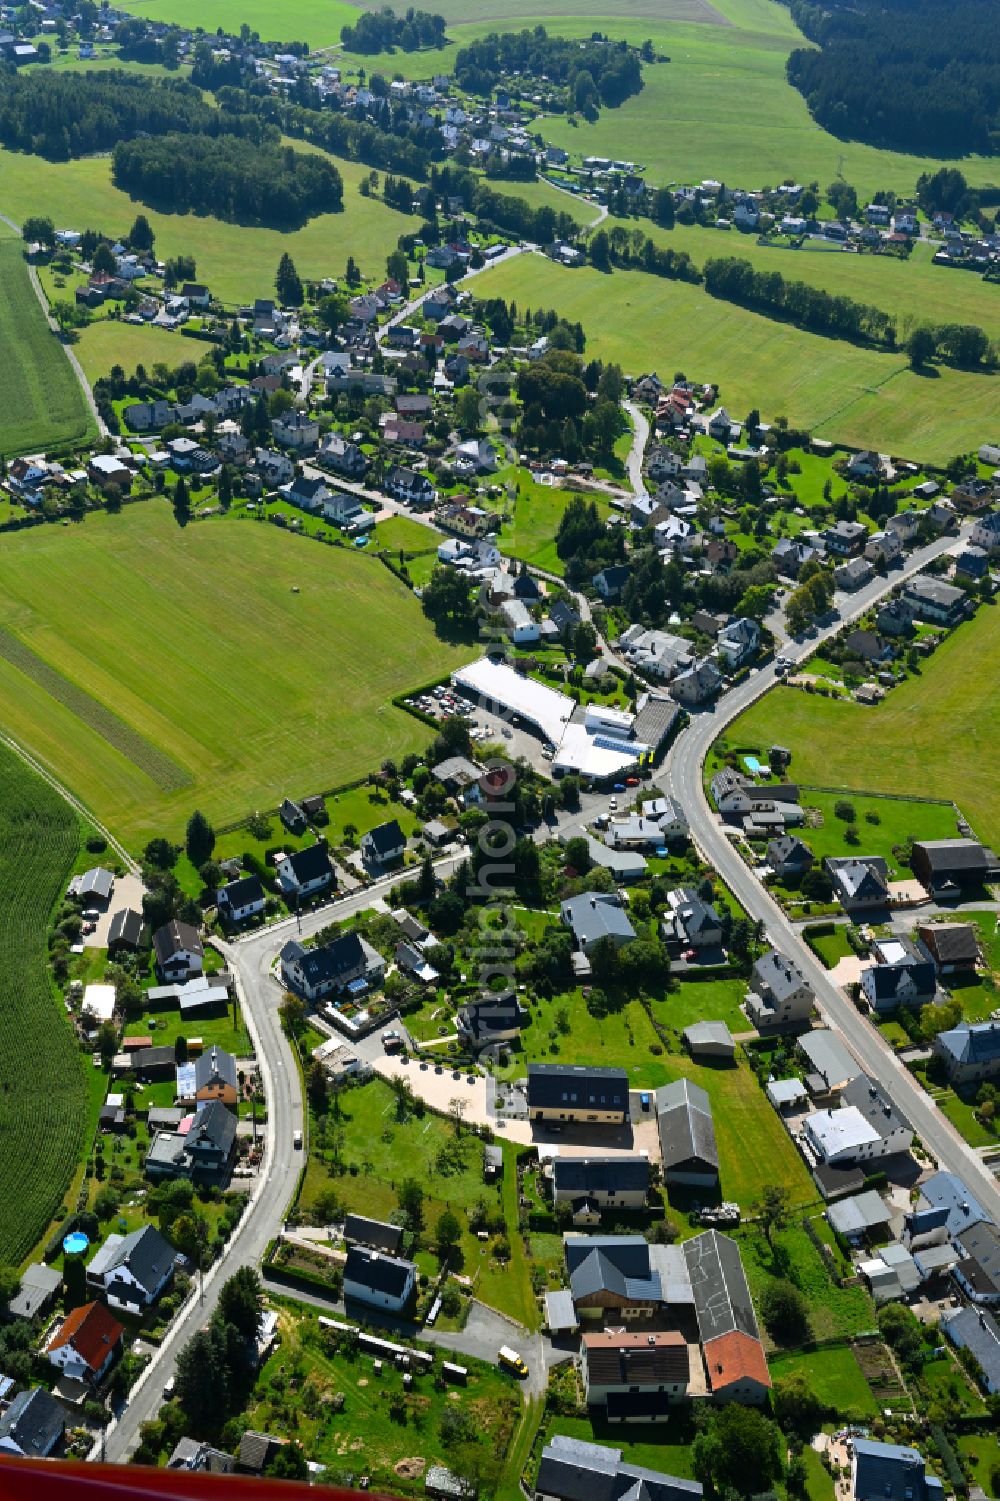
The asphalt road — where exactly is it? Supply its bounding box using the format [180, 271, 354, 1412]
[657, 520, 1000, 1223]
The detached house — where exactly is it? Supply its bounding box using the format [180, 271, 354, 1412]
[860, 936, 936, 1013]
[0, 1389, 65, 1459]
[45, 1301, 124, 1386]
[280, 932, 385, 1002]
[747, 948, 814, 1029]
[271, 410, 319, 451]
[276, 843, 334, 901]
[527, 1063, 629, 1127]
[717, 617, 759, 667]
[86, 1225, 176, 1311]
[217, 875, 266, 924]
[826, 856, 890, 911]
[344, 1246, 417, 1313]
[582, 1331, 690, 1418]
[361, 819, 406, 867]
[934, 1021, 1000, 1086]
[386, 465, 435, 507]
[152, 920, 203, 983]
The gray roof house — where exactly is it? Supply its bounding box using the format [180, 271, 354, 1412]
[825, 856, 890, 911]
[344, 1213, 404, 1255]
[852, 1440, 943, 1501]
[683, 1020, 735, 1059]
[655, 1079, 719, 1187]
[944, 1305, 1000, 1393]
[560, 893, 636, 955]
[798, 1029, 864, 1095]
[747, 948, 814, 1030]
[661, 887, 722, 954]
[86, 1224, 176, 1310]
[0, 1387, 65, 1459]
[565, 1236, 662, 1314]
[860, 936, 936, 1014]
[953, 1220, 1000, 1304]
[766, 834, 814, 880]
[344, 1246, 417, 1313]
[6, 1261, 62, 1321]
[934, 1021, 1000, 1086]
[536, 1434, 703, 1501]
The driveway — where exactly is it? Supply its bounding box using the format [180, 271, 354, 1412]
[85, 871, 146, 948]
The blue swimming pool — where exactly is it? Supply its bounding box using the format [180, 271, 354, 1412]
[744, 755, 765, 774]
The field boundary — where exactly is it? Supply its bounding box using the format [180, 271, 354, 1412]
[0, 626, 192, 793]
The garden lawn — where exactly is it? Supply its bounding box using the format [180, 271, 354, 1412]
[649, 977, 749, 1035]
[740, 1222, 876, 1343]
[807, 925, 854, 970]
[0, 505, 473, 848]
[535, 1412, 698, 1483]
[0, 742, 85, 1266]
[0, 145, 415, 305]
[797, 792, 959, 869]
[74, 319, 188, 384]
[469, 255, 1000, 464]
[768, 1346, 878, 1419]
[957, 1434, 1000, 1496]
[299, 1077, 537, 1327]
[0, 232, 95, 456]
[728, 605, 1000, 851]
[936, 1089, 997, 1150]
[498, 474, 611, 574]
[245, 1304, 519, 1497]
[498, 989, 669, 1088]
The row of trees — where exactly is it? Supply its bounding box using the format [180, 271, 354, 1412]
[703, 254, 896, 347]
[785, 0, 1000, 157]
[589, 224, 701, 285]
[0, 70, 273, 162]
[112, 135, 343, 230]
[340, 6, 447, 53]
[454, 26, 644, 114]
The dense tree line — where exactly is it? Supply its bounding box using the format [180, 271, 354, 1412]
[0, 70, 269, 160]
[426, 163, 578, 244]
[555, 494, 626, 587]
[703, 255, 896, 347]
[340, 6, 446, 53]
[589, 224, 701, 284]
[784, 0, 1000, 156]
[214, 86, 433, 179]
[454, 26, 643, 112]
[112, 135, 342, 228]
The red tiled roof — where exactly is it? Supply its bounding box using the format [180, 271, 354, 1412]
[703, 1330, 771, 1392]
[47, 1301, 124, 1373]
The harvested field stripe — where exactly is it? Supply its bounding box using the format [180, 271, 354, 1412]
[0, 627, 191, 792]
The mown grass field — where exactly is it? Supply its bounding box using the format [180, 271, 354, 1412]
[0, 742, 85, 1267]
[74, 318, 190, 384]
[127, 0, 360, 47]
[729, 605, 1000, 851]
[0, 143, 415, 305]
[472, 253, 999, 463]
[523, 2, 1000, 199]
[499, 474, 612, 574]
[0, 504, 473, 847]
[0, 229, 95, 457]
[652, 225, 1000, 344]
[768, 1346, 878, 1418]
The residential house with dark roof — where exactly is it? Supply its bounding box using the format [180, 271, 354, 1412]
[457, 995, 528, 1050]
[910, 838, 999, 893]
[527, 1064, 629, 1128]
[860, 936, 936, 1014]
[934, 1021, 1000, 1086]
[145, 1100, 238, 1183]
[582, 1330, 690, 1418]
[747, 948, 814, 1030]
[237, 1430, 286, 1476]
[916, 922, 980, 975]
[552, 1156, 649, 1219]
[660, 887, 722, 954]
[86, 1225, 176, 1310]
[904, 1170, 992, 1249]
[45, 1300, 125, 1385]
[280, 932, 385, 1002]
[825, 856, 890, 912]
[275, 842, 334, 900]
[152, 920, 203, 982]
[683, 1230, 770, 1403]
[943, 1305, 1000, 1393]
[195, 1046, 238, 1106]
[344, 1246, 417, 1313]
[852, 1441, 943, 1501]
[901, 575, 969, 627]
[565, 1235, 662, 1320]
[107, 907, 143, 953]
[279, 797, 307, 834]
[656, 1080, 719, 1187]
[953, 1221, 1000, 1305]
[361, 819, 407, 867]
[766, 835, 814, 882]
[0, 1388, 65, 1459]
[592, 565, 630, 602]
[344, 1214, 403, 1255]
[217, 874, 266, 924]
[536, 1434, 702, 1501]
